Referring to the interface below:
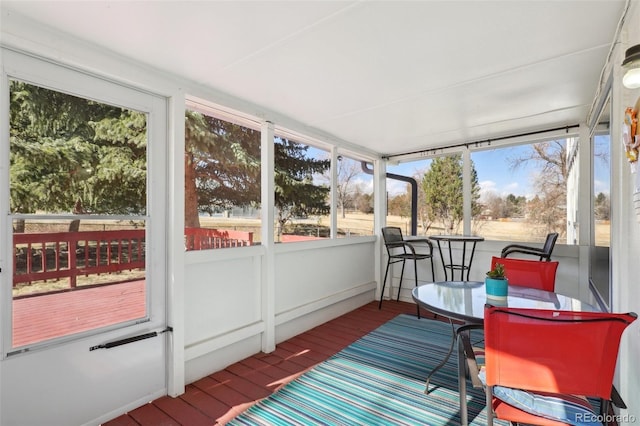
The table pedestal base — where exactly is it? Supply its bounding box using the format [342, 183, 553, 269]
[423, 318, 456, 394]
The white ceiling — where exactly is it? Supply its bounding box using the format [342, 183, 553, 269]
[1, 1, 626, 157]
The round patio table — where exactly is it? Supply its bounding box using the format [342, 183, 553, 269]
[412, 281, 598, 425]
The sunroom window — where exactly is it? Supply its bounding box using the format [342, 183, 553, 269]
[387, 137, 572, 245]
[184, 101, 261, 249]
[335, 154, 375, 237]
[273, 132, 330, 242]
[471, 139, 569, 243]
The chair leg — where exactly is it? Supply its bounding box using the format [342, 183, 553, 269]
[600, 398, 611, 419]
[486, 386, 494, 426]
[396, 259, 406, 301]
[379, 260, 392, 309]
[378, 261, 391, 309]
[430, 256, 435, 282]
[414, 260, 421, 318]
[458, 331, 468, 426]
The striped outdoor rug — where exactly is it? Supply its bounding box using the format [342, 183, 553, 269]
[229, 314, 506, 425]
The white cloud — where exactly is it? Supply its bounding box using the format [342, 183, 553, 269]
[353, 176, 374, 193]
[503, 182, 519, 194]
[386, 179, 409, 196]
[594, 179, 610, 195]
[478, 180, 496, 201]
[480, 180, 496, 191]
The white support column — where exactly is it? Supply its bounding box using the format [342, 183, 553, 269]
[374, 158, 387, 301]
[260, 121, 276, 353]
[462, 148, 472, 235]
[330, 147, 338, 239]
[167, 91, 186, 397]
[576, 124, 592, 302]
[0, 54, 9, 416]
[577, 126, 592, 247]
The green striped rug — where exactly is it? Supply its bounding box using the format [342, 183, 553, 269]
[229, 314, 507, 425]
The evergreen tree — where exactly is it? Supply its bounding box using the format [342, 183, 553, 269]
[9, 80, 147, 222]
[184, 111, 330, 232]
[594, 192, 610, 221]
[274, 138, 330, 235]
[11, 82, 331, 234]
[421, 154, 480, 233]
[184, 111, 261, 227]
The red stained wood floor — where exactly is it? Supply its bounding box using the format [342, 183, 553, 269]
[13, 280, 146, 348]
[104, 300, 428, 425]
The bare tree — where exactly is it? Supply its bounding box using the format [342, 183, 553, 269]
[415, 179, 434, 235]
[509, 140, 566, 235]
[483, 191, 506, 219]
[510, 140, 568, 182]
[337, 157, 364, 218]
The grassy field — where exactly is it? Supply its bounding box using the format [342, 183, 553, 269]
[13, 213, 608, 297]
[200, 212, 610, 246]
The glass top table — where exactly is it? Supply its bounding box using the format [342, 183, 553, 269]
[411, 280, 598, 414]
[412, 280, 598, 324]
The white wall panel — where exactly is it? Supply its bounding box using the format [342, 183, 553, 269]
[274, 240, 375, 315]
[184, 255, 261, 348]
[1, 327, 166, 426]
[183, 241, 377, 383]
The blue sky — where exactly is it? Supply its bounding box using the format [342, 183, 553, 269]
[387, 138, 611, 200]
[309, 137, 611, 200]
[387, 145, 539, 200]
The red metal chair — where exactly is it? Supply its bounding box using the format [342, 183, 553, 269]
[458, 256, 561, 424]
[482, 305, 637, 426]
[490, 256, 559, 292]
[458, 255, 560, 424]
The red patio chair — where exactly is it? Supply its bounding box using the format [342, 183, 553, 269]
[458, 256, 561, 423]
[482, 305, 636, 426]
[458, 256, 561, 425]
[490, 256, 559, 292]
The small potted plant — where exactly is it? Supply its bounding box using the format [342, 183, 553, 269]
[485, 262, 508, 299]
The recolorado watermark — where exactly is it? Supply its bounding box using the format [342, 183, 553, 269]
[575, 413, 637, 424]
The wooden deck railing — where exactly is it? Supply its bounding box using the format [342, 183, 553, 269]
[13, 229, 145, 288]
[13, 227, 254, 289]
[184, 227, 254, 250]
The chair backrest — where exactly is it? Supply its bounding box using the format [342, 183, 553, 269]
[484, 305, 637, 399]
[381, 227, 406, 255]
[541, 232, 559, 258]
[490, 256, 558, 292]
[381, 227, 404, 244]
[500, 232, 559, 261]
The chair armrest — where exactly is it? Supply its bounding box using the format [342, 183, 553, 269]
[386, 241, 422, 255]
[501, 244, 545, 258]
[404, 238, 434, 252]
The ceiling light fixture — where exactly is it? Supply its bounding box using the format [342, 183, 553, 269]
[622, 44, 640, 89]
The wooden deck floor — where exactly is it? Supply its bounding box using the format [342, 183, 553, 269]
[13, 280, 145, 347]
[104, 300, 428, 426]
